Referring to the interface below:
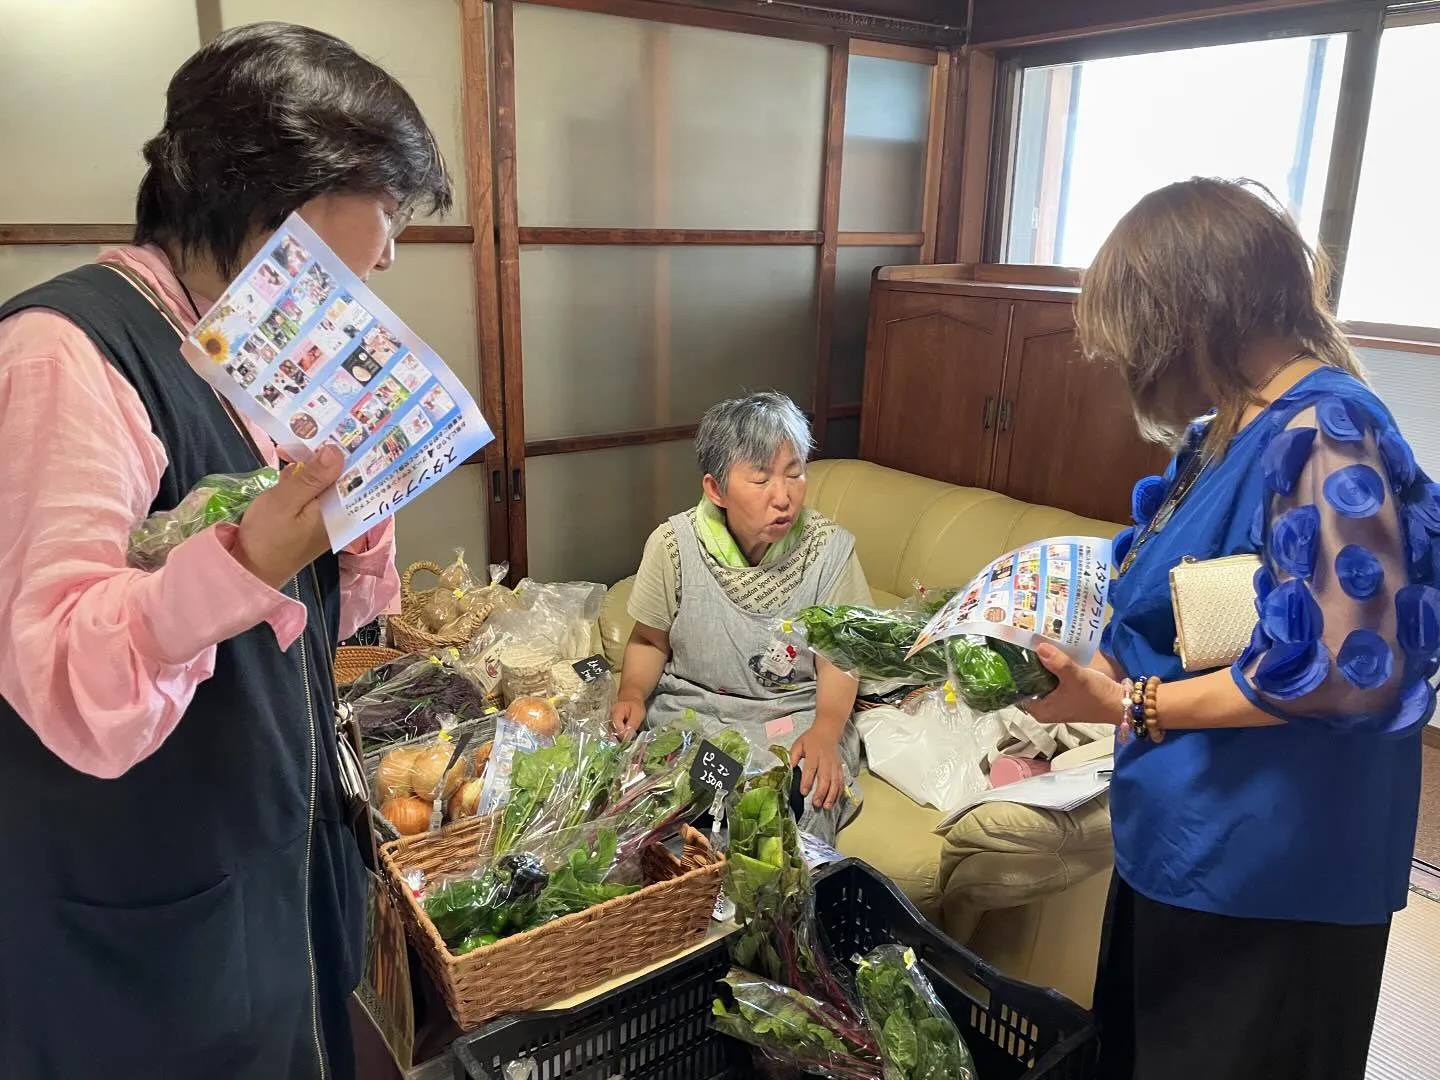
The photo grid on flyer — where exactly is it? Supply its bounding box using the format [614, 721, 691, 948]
[181, 213, 493, 549]
[909, 536, 1113, 663]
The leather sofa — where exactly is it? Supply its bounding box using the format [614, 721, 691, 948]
[599, 459, 1118, 1006]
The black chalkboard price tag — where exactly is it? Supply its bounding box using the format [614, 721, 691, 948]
[690, 739, 743, 799]
[572, 655, 610, 684]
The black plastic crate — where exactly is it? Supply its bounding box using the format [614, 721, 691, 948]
[450, 938, 746, 1080]
[813, 860, 1098, 1080]
[451, 858, 1097, 1080]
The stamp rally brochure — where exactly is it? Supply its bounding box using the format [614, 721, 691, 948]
[181, 213, 493, 550]
[908, 536, 1113, 665]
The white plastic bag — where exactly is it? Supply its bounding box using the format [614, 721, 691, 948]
[855, 692, 997, 814]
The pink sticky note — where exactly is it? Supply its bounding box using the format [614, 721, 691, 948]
[765, 715, 795, 738]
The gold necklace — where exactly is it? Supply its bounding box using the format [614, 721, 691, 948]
[1251, 350, 1310, 400]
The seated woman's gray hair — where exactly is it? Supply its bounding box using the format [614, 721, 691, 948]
[695, 391, 813, 490]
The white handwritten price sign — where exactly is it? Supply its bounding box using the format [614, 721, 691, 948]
[571, 655, 610, 684]
[689, 739, 743, 799]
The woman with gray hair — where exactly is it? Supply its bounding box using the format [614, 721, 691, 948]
[609, 392, 872, 841]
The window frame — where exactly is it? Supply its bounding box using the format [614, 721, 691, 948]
[982, 3, 1388, 298]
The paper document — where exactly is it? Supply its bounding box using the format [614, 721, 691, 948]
[909, 536, 1113, 665]
[182, 213, 494, 550]
[932, 756, 1113, 834]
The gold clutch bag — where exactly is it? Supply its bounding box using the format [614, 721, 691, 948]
[1169, 554, 1262, 672]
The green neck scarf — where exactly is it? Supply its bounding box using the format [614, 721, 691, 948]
[694, 497, 805, 569]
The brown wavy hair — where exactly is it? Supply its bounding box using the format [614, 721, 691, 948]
[1075, 178, 1361, 456]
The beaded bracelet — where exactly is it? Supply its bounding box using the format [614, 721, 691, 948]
[1129, 678, 1151, 743]
[1143, 675, 1165, 743]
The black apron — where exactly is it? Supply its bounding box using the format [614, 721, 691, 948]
[0, 264, 366, 1079]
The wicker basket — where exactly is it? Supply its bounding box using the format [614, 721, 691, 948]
[335, 645, 406, 687]
[389, 561, 497, 654]
[380, 814, 725, 1029]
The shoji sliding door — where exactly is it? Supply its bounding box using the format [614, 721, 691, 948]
[493, 0, 832, 584]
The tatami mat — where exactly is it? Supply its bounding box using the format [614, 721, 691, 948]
[1367, 886, 1440, 1080]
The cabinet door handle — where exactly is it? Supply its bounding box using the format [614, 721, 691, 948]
[999, 398, 1013, 433]
[982, 395, 996, 430]
[491, 468, 503, 504]
[511, 467, 523, 501]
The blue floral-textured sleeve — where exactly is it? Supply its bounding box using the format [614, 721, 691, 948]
[1235, 395, 1440, 735]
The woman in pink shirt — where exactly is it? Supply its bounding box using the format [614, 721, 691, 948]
[0, 23, 450, 1080]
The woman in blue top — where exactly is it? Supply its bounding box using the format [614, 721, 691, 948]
[1027, 178, 1437, 1080]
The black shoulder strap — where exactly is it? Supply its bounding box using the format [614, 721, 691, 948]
[0, 263, 186, 392]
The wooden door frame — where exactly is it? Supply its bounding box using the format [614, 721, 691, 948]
[483, 0, 951, 578]
[459, 0, 511, 568]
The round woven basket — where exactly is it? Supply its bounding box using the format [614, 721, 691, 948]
[389, 560, 496, 654]
[335, 645, 405, 687]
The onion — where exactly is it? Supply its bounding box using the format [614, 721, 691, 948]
[375, 748, 418, 801]
[380, 796, 431, 836]
[446, 777, 485, 822]
[409, 745, 465, 800]
[506, 696, 561, 739]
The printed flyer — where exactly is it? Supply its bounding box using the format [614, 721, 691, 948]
[182, 213, 493, 550]
[908, 536, 1113, 665]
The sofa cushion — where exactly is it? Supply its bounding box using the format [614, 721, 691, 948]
[938, 796, 1114, 916]
[835, 770, 946, 922]
[599, 576, 636, 670]
[806, 460, 1121, 599]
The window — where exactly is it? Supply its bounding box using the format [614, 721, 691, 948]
[1338, 20, 1440, 330]
[1002, 34, 1347, 268]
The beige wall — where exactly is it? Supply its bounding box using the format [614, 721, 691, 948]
[0, 0, 490, 576]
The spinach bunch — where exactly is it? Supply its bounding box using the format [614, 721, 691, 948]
[493, 736, 578, 855]
[854, 945, 976, 1080]
[536, 827, 639, 920]
[794, 605, 1057, 713]
[794, 607, 941, 683]
[711, 970, 882, 1080]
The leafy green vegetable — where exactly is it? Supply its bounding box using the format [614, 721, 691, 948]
[793, 604, 1057, 712]
[494, 735, 577, 855]
[794, 606, 940, 683]
[854, 945, 976, 1080]
[422, 851, 550, 947]
[539, 827, 639, 918]
[607, 721, 751, 842]
[725, 752, 857, 1018]
[423, 830, 639, 950]
[127, 467, 279, 571]
[711, 969, 882, 1080]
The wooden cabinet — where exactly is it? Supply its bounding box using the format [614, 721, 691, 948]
[859, 265, 1169, 524]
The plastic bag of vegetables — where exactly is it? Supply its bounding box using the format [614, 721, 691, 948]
[421, 822, 640, 954]
[343, 650, 493, 752]
[711, 969, 883, 1080]
[724, 750, 858, 1016]
[854, 945, 976, 1080]
[785, 605, 1056, 713]
[490, 722, 625, 856]
[371, 722, 495, 837]
[126, 466, 278, 570]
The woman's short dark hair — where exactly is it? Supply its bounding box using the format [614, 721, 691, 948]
[135, 22, 452, 276]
